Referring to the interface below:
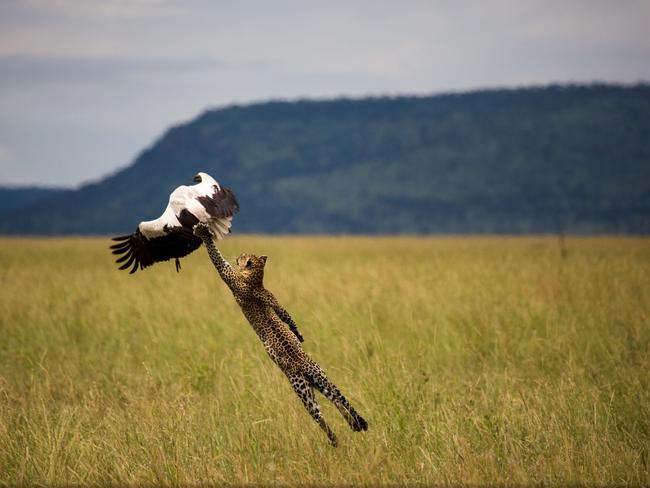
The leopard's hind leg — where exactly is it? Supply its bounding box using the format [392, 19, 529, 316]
[308, 368, 368, 432]
[288, 374, 338, 447]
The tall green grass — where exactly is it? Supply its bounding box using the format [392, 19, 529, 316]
[0, 236, 648, 485]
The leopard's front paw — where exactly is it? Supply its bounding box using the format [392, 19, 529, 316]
[193, 222, 214, 239]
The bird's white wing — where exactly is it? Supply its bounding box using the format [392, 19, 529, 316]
[193, 182, 239, 218]
[180, 181, 239, 239]
[138, 202, 181, 239]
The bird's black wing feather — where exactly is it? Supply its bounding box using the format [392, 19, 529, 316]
[110, 227, 201, 274]
[197, 185, 240, 218]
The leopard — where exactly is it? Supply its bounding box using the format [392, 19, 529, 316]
[193, 222, 368, 446]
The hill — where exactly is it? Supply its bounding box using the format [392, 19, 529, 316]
[0, 187, 70, 219]
[1, 84, 649, 235]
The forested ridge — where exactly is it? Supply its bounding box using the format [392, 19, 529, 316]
[1, 84, 648, 234]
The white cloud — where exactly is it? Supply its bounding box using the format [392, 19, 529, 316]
[16, 0, 183, 18]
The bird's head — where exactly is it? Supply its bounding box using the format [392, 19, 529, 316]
[193, 172, 216, 185]
[236, 253, 267, 284]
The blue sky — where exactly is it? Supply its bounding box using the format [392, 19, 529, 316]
[1, 0, 649, 187]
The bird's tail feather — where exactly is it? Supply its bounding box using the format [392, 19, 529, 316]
[209, 217, 232, 240]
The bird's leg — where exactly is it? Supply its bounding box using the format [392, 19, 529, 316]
[175, 258, 181, 272]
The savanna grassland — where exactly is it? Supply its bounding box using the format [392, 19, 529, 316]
[0, 236, 648, 486]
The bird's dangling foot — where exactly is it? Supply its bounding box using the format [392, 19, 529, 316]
[175, 258, 181, 272]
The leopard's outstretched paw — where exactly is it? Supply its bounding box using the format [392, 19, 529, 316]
[193, 222, 214, 239]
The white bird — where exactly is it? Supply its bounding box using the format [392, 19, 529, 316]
[110, 172, 239, 273]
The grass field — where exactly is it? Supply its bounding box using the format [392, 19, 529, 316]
[0, 236, 648, 486]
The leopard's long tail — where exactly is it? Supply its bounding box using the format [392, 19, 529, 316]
[308, 370, 368, 432]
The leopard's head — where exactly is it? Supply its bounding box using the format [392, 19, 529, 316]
[236, 253, 267, 283]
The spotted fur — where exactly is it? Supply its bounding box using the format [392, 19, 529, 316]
[193, 223, 368, 446]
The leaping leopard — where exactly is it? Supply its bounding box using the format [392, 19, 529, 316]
[193, 222, 368, 446]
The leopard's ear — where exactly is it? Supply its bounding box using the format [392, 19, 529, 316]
[259, 255, 268, 264]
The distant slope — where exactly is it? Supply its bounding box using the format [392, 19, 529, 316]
[1, 84, 649, 235]
[0, 187, 70, 220]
